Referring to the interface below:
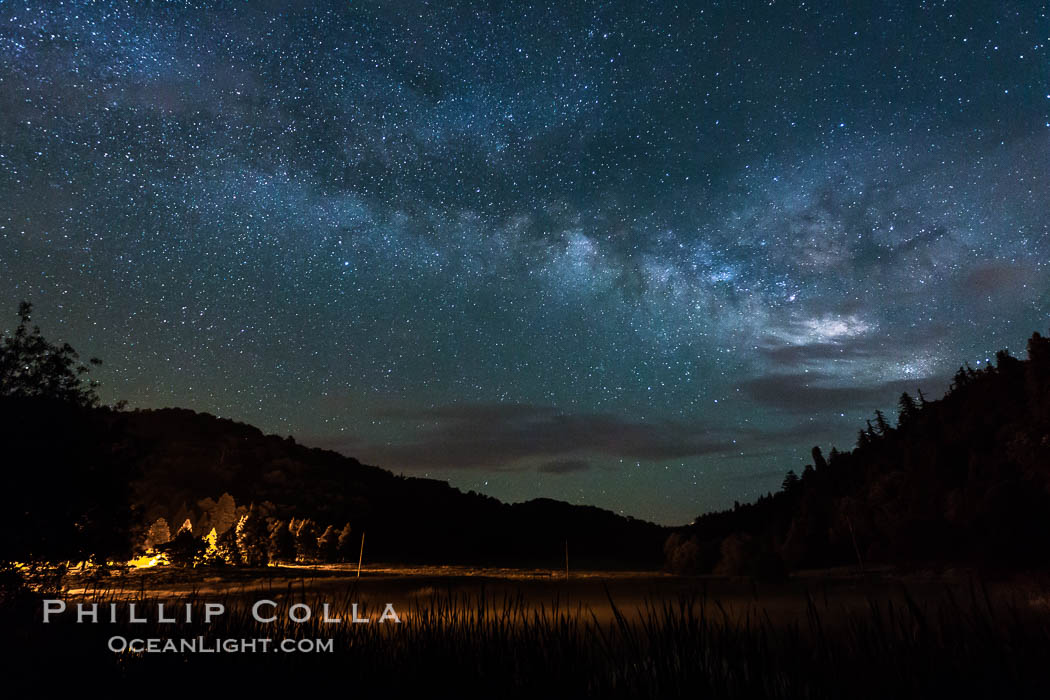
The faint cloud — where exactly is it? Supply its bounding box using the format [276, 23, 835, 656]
[319, 403, 731, 471]
[742, 372, 952, 414]
[960, 261, 1039, 299]
[537, 459, 591, 475]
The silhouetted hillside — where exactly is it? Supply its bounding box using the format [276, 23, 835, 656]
[122, 408, 667, 568]
[666, 331, 1050, 576]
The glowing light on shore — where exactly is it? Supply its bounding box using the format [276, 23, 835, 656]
[127, 552, 170, 569]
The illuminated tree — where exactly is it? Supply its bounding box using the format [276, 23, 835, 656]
[144, 518, 172, 551]
[202, 528, 221, 564]
[212, 493, 238, 535]
[199, 493, 238, 536]
[215, 526, 241, 565]
[235, 507, 269, 566]
[294, 519, 321, 562]
[336, 523, 354, 561]
[317, 525, 339, 562]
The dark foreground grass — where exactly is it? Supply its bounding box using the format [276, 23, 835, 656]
[3, 579, 1049, 697]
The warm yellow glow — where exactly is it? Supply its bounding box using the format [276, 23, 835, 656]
[126, 552, 170, 568]
[204, 527, 219, 560]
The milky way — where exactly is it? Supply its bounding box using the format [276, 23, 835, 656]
[1, 1, 1048, 524]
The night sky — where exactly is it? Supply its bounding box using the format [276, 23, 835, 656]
[1, 1, 1048, 525]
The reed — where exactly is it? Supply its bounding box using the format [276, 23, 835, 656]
[3, 579, 1049, 697]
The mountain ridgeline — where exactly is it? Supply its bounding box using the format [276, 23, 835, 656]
[9, 295, 1050, 574]
[666, 331, 1050, 577]
[123, 408, 667, 569]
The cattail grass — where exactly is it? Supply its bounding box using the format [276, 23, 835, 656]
[3, 578, 1050, 697]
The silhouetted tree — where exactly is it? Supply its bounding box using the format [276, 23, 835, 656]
[0, 302, 138, 576]
[873, 409, 891, 435]
[0, 301, 102, 408]
[158, 529, 206, 567]
[897, 392, 920, 428]
[714, 533, 786, 582]
[996, 349, 1021, 373]
[811, 446, 828, 471]
[952, 364, 978, 390]
[294, 519, 321, 562]
[215, 527, 241, 565]
[663, 532, 703, 574]
[670, 327, 1050, 573]
[336, 523, 354, 561]
[317, 525, 339, 562]
[267, 519, 295, 563]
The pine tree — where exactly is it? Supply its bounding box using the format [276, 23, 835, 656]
[316, 525, 339, 562]
[144, 518, 171, 551]
[212, 493, 237, 535]
[266, 518, 295, 564]
[159, 528, 206, 567]
[196, 497, 217, 535]
[202, 528, 221, 564]
[215, 526, 241, 565]
[294, 519, 321, 562]
[897, 392, 920, 427]
[874, 409, 891, 435]
[235, 507, 269, 566]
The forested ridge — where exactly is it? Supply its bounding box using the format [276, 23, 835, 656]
[121, 407, 667, 568]
[666, 331, 1050, 576]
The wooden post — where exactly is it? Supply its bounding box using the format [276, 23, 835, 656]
[564, 539, 569, 581]
[357, 531, 365, 578]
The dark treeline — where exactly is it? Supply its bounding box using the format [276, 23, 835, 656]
[0, 301, 665, 587]
[666, 332, 1050, 578]
[123, 408, 666, 569]
[9, 298, 1050, 582]
[1, 302, 139, 586]
[1, 400, 667, 573]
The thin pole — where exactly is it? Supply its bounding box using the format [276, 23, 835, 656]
[357, 531, 365, 578]
[564, 539, 569, 581]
